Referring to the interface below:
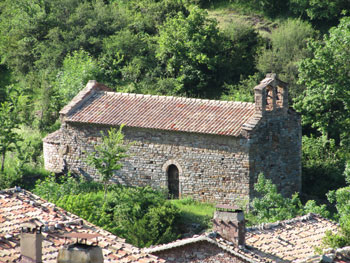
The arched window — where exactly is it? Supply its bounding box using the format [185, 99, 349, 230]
[167, 164, 179, 199]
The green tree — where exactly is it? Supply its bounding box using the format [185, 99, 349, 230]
[0, 87, 24, 172]
[290, 0, 350, 21]
[295, 16, 350, 144]
[248, 174, 304, 224]
[156, 7, 261, 99]
[100, 29, 155, 87]
[87, 126, 130, 199]
[56, 49, 103, 104]
[156, 7, 224, 98]
[221, 21, 261, 86]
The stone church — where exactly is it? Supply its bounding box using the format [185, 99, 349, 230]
[43, 74, 301, 204]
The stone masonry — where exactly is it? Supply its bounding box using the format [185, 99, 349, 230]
[43, 74, 301, 204]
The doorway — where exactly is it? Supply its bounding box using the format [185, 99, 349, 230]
[167, 164, 179, 199]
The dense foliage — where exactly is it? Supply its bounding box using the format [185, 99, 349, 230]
[295, 16, 350, 145]
[257, 19, 316, 99]
[301, 136, 345, 201]
[246, 174, 329, 225]
[34, 174, 181, 247]
[323, 171, 350, 248]
[232, 0, 350, 21]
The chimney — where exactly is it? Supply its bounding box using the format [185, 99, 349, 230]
[20, 219, 43, 263]
[213, 205, 245, 246]
[57, 233, 103, 263]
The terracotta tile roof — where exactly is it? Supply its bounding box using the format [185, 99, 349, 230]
[61, 81, 256, 137]
[0, 188, 163, 263]
[144, 233, 267, 263]
[145, 214, 339, 263]
[245, 213, 339, 262]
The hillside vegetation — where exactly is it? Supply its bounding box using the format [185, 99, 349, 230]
[1, 0, 350, 249]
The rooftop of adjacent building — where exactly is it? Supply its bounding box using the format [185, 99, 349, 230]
[145, 213, 339, 263]
[0, 187, 163, 263]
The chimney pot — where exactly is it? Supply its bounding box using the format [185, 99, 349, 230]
[57, 244, 104, 263]
[20, 230, 43, 263]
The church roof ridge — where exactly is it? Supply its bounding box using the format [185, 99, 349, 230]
[103, 90, 254, 106]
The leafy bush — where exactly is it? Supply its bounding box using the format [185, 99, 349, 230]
[257, 18, 317, 99]
[247, 174, 304, 224]
[301, 136, 345, 201]
[247, 174, 330, 225]
[323, 185, 350, 248]
[33, 174, 102, 202]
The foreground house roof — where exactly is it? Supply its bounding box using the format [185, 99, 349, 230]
[0, 188, 162, 263]
[59, 80, 256, 137]
[245, 213, 338, 262]
[144, 234, 266, 263]
[145, 214, 339, 263]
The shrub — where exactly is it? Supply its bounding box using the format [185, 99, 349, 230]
[257, 18, 317, 99]
[323, 186, 350, 248]
[247, 173, 330, 225]
[33, 174, 102, 202]
[302, 136, 345, 201]
[221, 73, 262, 102]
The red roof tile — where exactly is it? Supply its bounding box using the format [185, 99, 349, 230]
[0, 188, 163, 263]
[245, 213, 339, 262]
[145, 214, 339, 263]
[61, 82, 256, 137]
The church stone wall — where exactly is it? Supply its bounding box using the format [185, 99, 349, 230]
[248, 109, 302, 199]
[55, 122, 251, 204]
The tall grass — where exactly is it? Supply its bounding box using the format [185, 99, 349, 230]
[171, 197, 215, 233]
